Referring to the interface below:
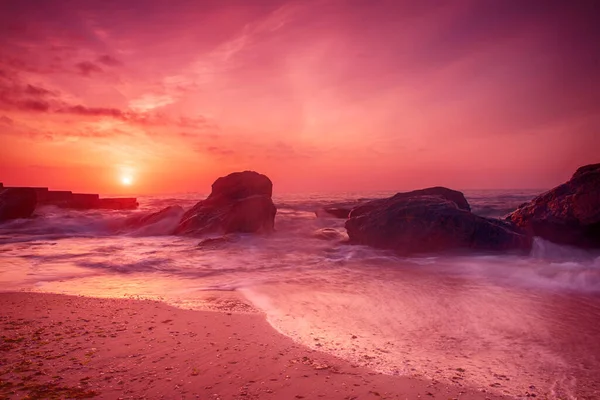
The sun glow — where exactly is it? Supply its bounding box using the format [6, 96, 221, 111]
[121, 175, 133, 186]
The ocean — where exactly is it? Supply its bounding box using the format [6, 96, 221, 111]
[1, 189, 599, 399]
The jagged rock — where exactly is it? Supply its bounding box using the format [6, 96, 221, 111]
[507, 163, 600, 248]
[346, 191, 531, 255]
[0, 188, 37, 221]
[175, 171, 277, 236]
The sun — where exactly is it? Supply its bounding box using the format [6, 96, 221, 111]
[121, 175, 133, 186]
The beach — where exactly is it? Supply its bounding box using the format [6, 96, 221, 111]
[1, 190, 600, 399]
[0, 292, 507, 400]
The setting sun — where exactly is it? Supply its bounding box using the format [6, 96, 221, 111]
[121, 176, 133, 186]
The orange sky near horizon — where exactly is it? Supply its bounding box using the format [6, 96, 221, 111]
[1, 1, 599, 195]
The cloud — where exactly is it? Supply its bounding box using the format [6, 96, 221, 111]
[0, 71, 221, 147]
[177, 116, 219, 131]
[97, 54, 122, 67]
[129, 94, 174, 112]
[206, 146, 235, 157]
[19, 100, 50, 112]
[58, 105, 123, 118]
[75, 61, 103, 77]
[24, 84, 55, 97]
[0, 74, 54, 112]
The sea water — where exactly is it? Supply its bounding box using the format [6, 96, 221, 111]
[1, 189, 599, 399]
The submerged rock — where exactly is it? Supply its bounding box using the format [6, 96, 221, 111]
[0, 187, 37, 221]
[345, 190, 531, 255]
[175, 171, 277, 236]
[312, 228, 348, 241]
[507, 163, 600, 248]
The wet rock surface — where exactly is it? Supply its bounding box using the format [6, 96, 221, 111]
[507, 163, 600, 248]
[346, 189, 531, 254]
[175, 171, 277, 236]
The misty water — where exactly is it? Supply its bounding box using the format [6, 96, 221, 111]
[1, 190, 599, 399]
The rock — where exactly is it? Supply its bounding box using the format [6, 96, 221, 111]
[175, 171, 277, 236]
[506, 163, 600, 248]
[312, 228, 348, 241]
[210, 171, 273, 200]
[0, 188, 37, 221]
[345, 192, 531, 255]
[350, 186, 470, 219]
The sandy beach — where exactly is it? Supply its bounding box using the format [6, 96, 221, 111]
[0, 292, 507, 400]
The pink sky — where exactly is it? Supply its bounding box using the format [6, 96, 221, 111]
[0, 0, 598, 194]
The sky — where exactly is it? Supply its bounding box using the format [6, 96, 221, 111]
[0, 0, 599, 195]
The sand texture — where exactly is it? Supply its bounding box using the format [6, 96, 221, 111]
[0, 292, 507, 399]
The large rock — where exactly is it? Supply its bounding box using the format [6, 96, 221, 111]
[316, 187, 469, 220]
[345, 191, 531, 255]
[506, 163, 600, 248]
[175, 171, 277, 236]
[350, 186, 471, 219]
[0, 188, 37, 221]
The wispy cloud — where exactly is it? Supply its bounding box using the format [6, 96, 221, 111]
[0, 115, 13, 125]
[97, 54, 122, 67]
[129, 94, 174, 112]
[75, 61, 103, 77]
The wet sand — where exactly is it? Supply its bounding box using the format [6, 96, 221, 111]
[0, 292, 506, 400]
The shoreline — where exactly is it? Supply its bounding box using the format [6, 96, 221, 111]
[0, 291, 506, 399]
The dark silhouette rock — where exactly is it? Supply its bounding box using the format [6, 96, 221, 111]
[346, 193, 531, 255]
[506, 163, 600, 248]
[175, 171, 277, 236]
[349, 186, 470, 219]
[211, 171, 273, 201]
[0, 188, 37, 221]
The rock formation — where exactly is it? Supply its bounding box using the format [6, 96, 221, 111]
[350, 186, 471, 219]
[507, 163, 600, 248]
[345, 188, 531, 255]
[175, 171, 277, 236]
